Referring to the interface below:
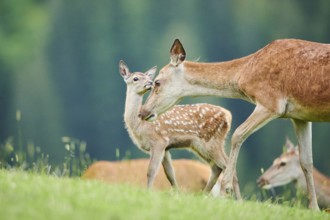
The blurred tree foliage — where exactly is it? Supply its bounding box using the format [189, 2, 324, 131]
[0, 0, 64, 160]
[0, 0, 329, 196]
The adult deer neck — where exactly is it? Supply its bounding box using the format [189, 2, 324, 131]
[183, 58, 250, 101]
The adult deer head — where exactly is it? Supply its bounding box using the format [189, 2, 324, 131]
[140, 39, 189, 121]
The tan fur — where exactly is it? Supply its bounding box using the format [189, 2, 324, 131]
[82, 159, 218, 193]
[153, 104, 230, 143]
[119, 60, 241, 199]
[165, 40, 330, 120]
[140, 39, 330, 210]
[257, 139, 330, 209]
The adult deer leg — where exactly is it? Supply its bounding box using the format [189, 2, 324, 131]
[222, 104, 278, 196]
[292, 119, 319, 211]
[162, 150, 178, 188]
[233, 171, 242, 200]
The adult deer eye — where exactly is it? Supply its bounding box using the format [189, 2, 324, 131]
[133, 77, 139, 81]
[279, 162, 286, 167]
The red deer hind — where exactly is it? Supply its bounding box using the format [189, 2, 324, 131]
[257, 138, 330, 209]
[82, 159, 223, 195]
[139, 39, 330, 210]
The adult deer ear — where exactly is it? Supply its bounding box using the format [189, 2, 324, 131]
[145, 66, 157, 79]
[119, 60, 131, 80]
[170, 39, 186, 66]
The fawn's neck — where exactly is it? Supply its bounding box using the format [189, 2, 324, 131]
[124, 88, 144, 133]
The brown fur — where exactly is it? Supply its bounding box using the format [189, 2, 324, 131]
[183, 40, 330, 121]
[145, 39, 330, 121]
[154, 104, 230, 143]
[140, 39, 330, 210]
[82, 159, 213, 192]
[241, 40, 330, 120]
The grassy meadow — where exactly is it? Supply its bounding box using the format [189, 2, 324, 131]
[0, 170, 329, 220]
[0, 134, 329, 219]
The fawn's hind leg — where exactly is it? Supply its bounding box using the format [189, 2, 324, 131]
[162, 150, 178, 188]
[203, 164, 222, 193]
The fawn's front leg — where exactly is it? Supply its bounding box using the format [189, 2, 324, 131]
[147, 147, 165, 189]
[162, 150, 178, 189]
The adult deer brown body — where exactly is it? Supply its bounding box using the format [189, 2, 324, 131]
[119, 61, 241, 198]
[257, 138, 330, 209]
[139, 39, 330, 210]
[82, 159, 221, 195]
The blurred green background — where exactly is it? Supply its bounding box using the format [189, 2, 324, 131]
[0, 0, 329, 197]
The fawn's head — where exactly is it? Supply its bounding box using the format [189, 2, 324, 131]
[119, 60, 157, 95]
[257, 138, 301, 189]
[140, 39, 190, 121]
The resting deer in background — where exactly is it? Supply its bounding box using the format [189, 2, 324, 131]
[119, 60, 241, 199]
[139, 39, 330, 210]
[82, 159, 221, 196]
[257, 138, 330, 209]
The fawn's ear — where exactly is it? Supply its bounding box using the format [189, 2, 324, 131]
[170, 39, 186, 66]
[145, 66, 157, 79]
[119, 60, 131, 80]
[284, 137, 296, 152]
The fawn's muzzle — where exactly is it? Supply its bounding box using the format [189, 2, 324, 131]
[139, 109, 155, 121]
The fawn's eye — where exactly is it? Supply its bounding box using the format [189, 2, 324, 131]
[133, 77, 139, 82]
[154, 80, 160, 87]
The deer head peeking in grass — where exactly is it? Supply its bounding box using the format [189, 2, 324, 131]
[257, 138, 330, 209]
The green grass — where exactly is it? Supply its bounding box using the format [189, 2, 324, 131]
[0, 170, 329, 220]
